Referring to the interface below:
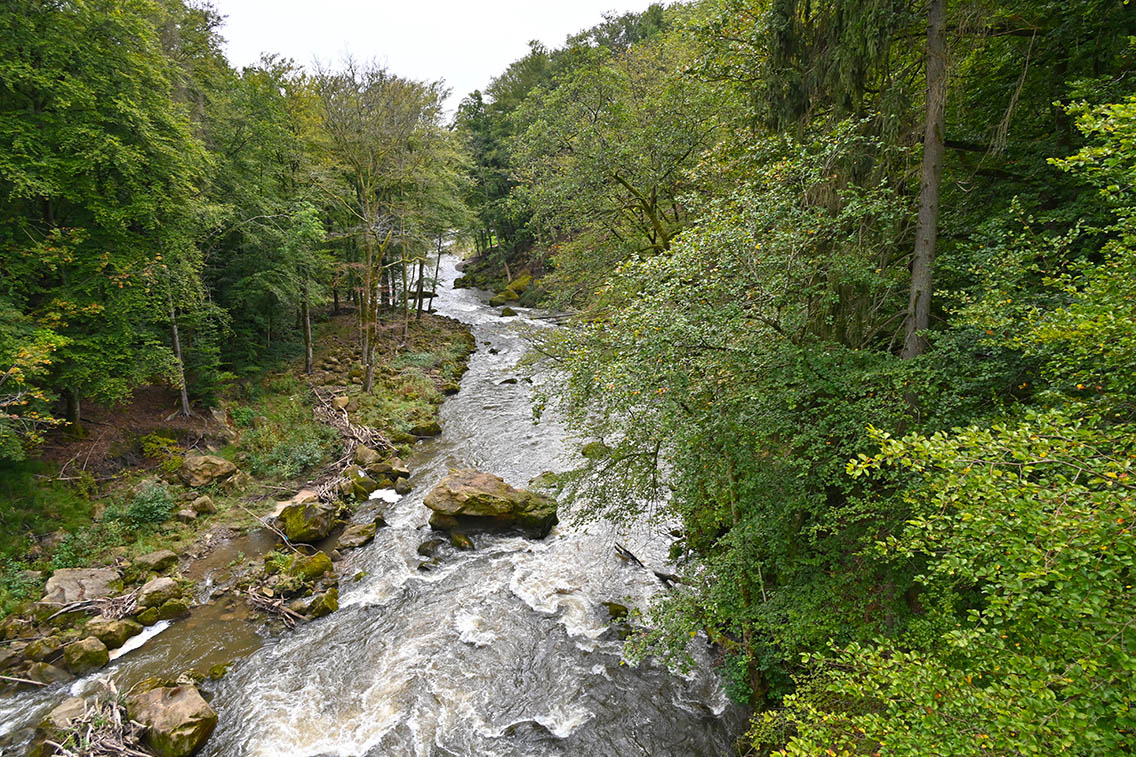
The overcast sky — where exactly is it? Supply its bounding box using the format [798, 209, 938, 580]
[210, 0, 660, 116]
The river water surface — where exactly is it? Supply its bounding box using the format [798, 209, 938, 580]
[1, 255, 743, 756]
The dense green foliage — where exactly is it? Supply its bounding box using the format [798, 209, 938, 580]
[467, 1, 1136, 753]
[0, 0, 465, 462]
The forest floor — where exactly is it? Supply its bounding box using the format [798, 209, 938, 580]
[0, 308, 475, 618]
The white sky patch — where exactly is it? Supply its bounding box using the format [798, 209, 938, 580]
[209, 0, 662, 116]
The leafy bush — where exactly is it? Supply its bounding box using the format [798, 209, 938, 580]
[123, 482, 174, 528]
[770, 410, 1136, 755]
[139, 433, 183, 474]
[254, 438, 327, 479]
[230, 405, 256, 428]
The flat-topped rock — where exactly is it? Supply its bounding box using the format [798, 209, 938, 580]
[424, 469, 558, 539]
[138, 577, 180, 608]
[127, 684, 218, 757]
[41, 568, 118, 605]
[135, 549, 178, 573]
[178, 454, 237, 488]
[336, 522, 377, 551]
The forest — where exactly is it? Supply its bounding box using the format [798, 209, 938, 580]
[2, 0, 1135, 754]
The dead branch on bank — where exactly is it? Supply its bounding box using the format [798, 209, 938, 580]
[46, 591, 138, 622]
[244, 587, 308, 629]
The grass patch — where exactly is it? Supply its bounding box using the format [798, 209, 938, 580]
[233, 373, 340, 481]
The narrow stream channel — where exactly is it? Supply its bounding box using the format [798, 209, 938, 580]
[1, 255, 744, 756]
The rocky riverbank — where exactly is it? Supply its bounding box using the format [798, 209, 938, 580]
[0, 311, 479, 755]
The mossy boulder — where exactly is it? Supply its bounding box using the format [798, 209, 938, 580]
[336, 522, 377, 551]
[499, 307, 517, 317]
[157, 599, 190, 620]
[366, 456, 409, 479]
[353, 445, 383, 468]
[287, 551, 333, 581]
[84, 617, 142, 650]
[410, 420, 442, 437]
[27, 661, 72, 684]
[417, 538, 446, 557]
[127, 684, 218, 757]
[394, 477, 412, 495]
[424, 469, 558, 538]
[62, 636, 109, 675]
[136, 607, 160, 626]
[24, 636, 63, 662]
[450, 532, 474, 551]
[488, 288, 520, 307]
[509, 273, 533, 293]
[306, 588, 339, 619]
[135, 549, 179, 573]
[277, 500, 337, 542]
[138, 577, 180, 608]
[343, 464, 380, 500]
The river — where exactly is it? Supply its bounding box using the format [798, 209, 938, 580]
[0, 254, 743, 756]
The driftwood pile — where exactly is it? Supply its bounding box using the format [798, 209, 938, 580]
[245, 587, 307, 629]
[44, 682, 150, 757]
[309, 385, 394, 503]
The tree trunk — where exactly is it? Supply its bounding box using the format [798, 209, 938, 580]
[903, 0, 947, 359]
[169, 294, 191, 416]
[332, 286, 340, 316]
[301, 278, 313, 374]
[415, 255, 426, 319]
[362, 207, 376, 393]
[427, 236, 443, 313]
[65, 389, 81, 427]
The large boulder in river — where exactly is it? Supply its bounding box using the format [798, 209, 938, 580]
[41, 568, 118, 606]
[62, 636, 108, 675]
[85, 616, 142, 650]
[138, 577, 180, 609]
[336, 521, 377, 551]
[277, 500, 337, 543]
[424, 469, 558, 538]
[127, 684, 217, 757]
[177, 454, 237, 488]
[342, 464, 379, 501]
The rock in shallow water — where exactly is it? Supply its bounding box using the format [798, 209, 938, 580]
[62, 636, 108, 675]
[127, 684, 218, 757]
[84, 616, 142, 649]
[277, 500, 337, 542]
[335, 521, 377, 550]
[424, 469, 558, 538]
[138, 577, 180, 608]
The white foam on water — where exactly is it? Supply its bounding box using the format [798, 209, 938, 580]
[369, 488, 401, 504]
[455, 611, 499, 647]
[107, 620, 171, 662]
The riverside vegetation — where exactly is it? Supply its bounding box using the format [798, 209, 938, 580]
[1, 0, 1135, 756]
[454, 2, 1136, 755]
